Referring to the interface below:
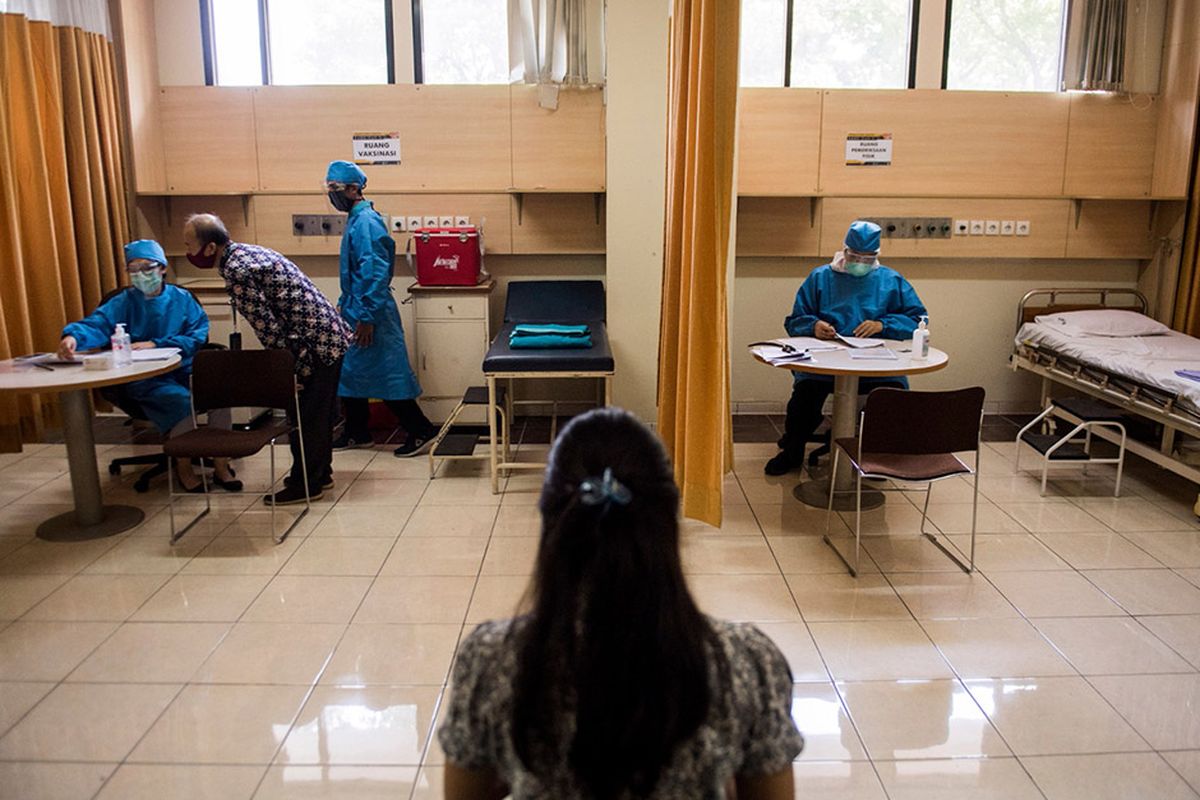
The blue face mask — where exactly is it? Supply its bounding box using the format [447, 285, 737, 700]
[328, 191, 355, 213]
[845, 261, 874, 277]
[130, 269, 163, 295]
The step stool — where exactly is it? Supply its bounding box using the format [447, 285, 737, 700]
[1014, 396, 1127, 496]
[429, 385, 509, 479]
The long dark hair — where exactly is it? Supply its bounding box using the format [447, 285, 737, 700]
[511, 407, 720, 798]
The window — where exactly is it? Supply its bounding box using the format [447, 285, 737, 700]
[739, 0, 915, 89]
[415, 0, 509, 84]
[204, 0, 392, 86]
[944, 0, 1066, 91]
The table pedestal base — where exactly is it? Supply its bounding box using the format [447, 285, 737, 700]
[37, 505, 145, 542]
[795, 479, 885, 511]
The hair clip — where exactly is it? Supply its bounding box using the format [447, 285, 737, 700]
[579, 467, 632, 508]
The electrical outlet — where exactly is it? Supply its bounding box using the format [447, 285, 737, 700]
[390, 216, 406, 233]
[954, 220, 970, 236]
[969, 220, 985, 235]
[423, 216, 439, 228]
[1000, 220, 1015, 236]
[1015, 220, 1031, 236]
[985, 219, 1000, 235]
[407, 216, 423, 232]
[455, 215, 470, 227]
[438, 215, 454, 227]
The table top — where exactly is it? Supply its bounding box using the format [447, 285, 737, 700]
[751, 341, 949, 378]
[0, 355, 182, 393]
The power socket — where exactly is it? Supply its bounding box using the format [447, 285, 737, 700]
[390, 216, 406, 233]
[1015, 220, 1031, 236]
[954, 220, 970, 236]
[407, 216, 423, 231]
[969, 220, 985, 235]
[423, 216, 439, 228]
[455, 215, 470, 227]
[1000, 220, 1015, 236]
[438, 215, 454, 227]
[985, 220, 1000, 235]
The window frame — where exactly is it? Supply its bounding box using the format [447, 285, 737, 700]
[201, 0, 396, 87]
[939, 0, 1068, 92]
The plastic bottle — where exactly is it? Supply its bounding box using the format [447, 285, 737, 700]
[111, 323, 132, 367]
[911, 315, 929, 361]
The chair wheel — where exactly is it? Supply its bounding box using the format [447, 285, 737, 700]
[133, 478, 151, 493]
[108, 463, 121, 476]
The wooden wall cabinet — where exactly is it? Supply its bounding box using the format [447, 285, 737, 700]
[409, 282, 496, 424]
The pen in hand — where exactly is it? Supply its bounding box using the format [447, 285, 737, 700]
[33, 363, 54, 371]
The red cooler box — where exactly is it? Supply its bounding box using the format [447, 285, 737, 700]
[409, 227, 482, 286]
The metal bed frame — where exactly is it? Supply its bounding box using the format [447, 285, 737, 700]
[1010, 288, 1200, 515]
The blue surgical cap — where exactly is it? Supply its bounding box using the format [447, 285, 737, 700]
[325, 160, 367, 188]
[123, 239, 167, 267]
[845, 220, 881, 253]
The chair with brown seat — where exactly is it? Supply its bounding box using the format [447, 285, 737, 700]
[824, 386, 986, 577]
[163, 349, 309, 544]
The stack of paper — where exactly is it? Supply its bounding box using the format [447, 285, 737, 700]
[849, 347, 899, 360]
[835, 334, 886, 349]
[131, 347, 182, 362]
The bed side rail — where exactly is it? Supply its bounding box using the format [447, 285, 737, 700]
[1015, 288, 1149, 335]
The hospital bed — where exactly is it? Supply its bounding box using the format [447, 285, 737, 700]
[1011, 288, 1200, 515]
[482, 280, 615, 493]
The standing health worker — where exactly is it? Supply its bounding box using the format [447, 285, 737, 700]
[325, 161, 438, 457]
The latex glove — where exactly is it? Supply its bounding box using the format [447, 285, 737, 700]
[813, 320, 837, 340]
[853, 320, 883, 338]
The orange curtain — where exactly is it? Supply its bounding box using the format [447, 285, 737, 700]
[0, 13, 127, 450]
[657, 0, 739, 526]
[1173, 134, 1200, 333]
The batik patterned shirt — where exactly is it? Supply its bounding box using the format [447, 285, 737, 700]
[218, 242, 351, 376]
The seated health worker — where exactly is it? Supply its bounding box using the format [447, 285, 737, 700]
[764, 220, 927, 476]
[57, 240, 240, 492]
[439, 407, 803, 800]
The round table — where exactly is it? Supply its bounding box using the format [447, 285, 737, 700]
[752, 342, 949, 510]
[0, 355, 182, 541]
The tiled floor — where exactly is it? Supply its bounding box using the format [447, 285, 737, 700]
[2, 425, 1200, 798]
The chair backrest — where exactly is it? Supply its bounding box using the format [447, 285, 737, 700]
[190, 349, 296, 414]
[860, 387, 986, 455]
[503, 280, 606, 323]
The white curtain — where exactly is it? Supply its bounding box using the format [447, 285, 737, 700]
[1062, 0, 1165, 93]
[0, 0, 111, 37]
[508, 0, 604, 87]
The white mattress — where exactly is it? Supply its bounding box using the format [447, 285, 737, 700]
[1016, 322, 1200, 415]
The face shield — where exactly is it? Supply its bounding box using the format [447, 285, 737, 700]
[843, 248, 879, 277]
[325, 180, 360, 213]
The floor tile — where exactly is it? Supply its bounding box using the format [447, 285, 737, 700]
[924, 618, 1076, 678]
[254, 765, 419, 799]
[131, 574, 272, 622]
[490, 504, 541, 537]
[192, 622, 344, 685]
[130, 684, 309, 764]
[68, 621, 230, 683]
[320, 623, 460, 686]
[0, 620, 117, 680]
[1072, 497, 1200, 532]
[945, 533, 1069, 571]
[1034, 532, 1163, 569]
[353, 576, 474, 624]
[887, 572, 1020, 620]
[1023, 753, 1200, 800]
[95, 764, 264, 800]
[281, 537, 394, 577]
[923, 501, 1028, 534]
[977, 475, 1071, 504]
[0, 762, 113, 800]
[683, 503, 771, 537]
[0, 682, 179, 762]
[786, 762, 887, 799]
[0, 537, 122, 575]
[986, 571, 1126, 617]
[752, 621, 830, 682]
[860, 536, 970, 573]
[1033, 616, 1196, 675]
[309, 506, 413, 538]
[379, 535, 489, 577]
[965, 676, 1150, 755]
[785, 573, 911, 621]
[242, 576, 373, 624]
[466, 575, 530, 624]
[1140, 615, 1200, 667]
[22, 573, 168, 621]
[1090, 674, 1200, 749]
[337, 479, 428, 506]
[839, 679, 1009, 759]
[788, 681, 868, 761]
[82, 533, 213, 575]
[1122, 531, 1200, 568]
[1003, 502, 1111, 533]
[0, 682, 54, 738]
[420, 478, 502, 507]
[481, 536, 540, 576]
[1083, 569, 1200, 615]
[837, 503, 933, 536]
[277, 685, 441, 765]
[0, 574, 70, 618]
[809, 620, 953, 681]
[873, 757, 1043, 799]
[767, 536, 878, 574]
[1162, 751, 1200, 796]
[900, 475, 981, 504]
[746, 502, 850, 538]
[181, 536, 302, 575]
[686, 575, 800, 622]
[401, 505, 499, 537]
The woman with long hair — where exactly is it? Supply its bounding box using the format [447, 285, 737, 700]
[438, 407, 802, 799]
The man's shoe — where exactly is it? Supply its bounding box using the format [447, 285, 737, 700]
[332, 433, 374, 451]
[263, 485, 323, 506]
[764, 451, 801, 477]
[393, 432, 435, 458]
[321, 477, 335, 490]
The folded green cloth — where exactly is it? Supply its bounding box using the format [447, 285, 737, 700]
[510, 334, 593, 349]
[511, 324, 590, 337]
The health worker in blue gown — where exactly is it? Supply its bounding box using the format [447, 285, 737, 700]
[325, 160, 438, 458]
[58, 239, 241, 491]
[764, 220, 928, 476]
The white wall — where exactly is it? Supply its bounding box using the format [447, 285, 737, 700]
[732, 256, 1142, 414]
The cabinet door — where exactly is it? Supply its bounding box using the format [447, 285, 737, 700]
[417, 320, 487, 398]
[414, 294, 487, 321]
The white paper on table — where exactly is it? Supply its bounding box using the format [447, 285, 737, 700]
[835, 334, 886, 349]
[848, 347, 899, 360]
[131, 347, 181, 362]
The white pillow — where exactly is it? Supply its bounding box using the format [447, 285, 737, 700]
[1034, 309, 1169, 337]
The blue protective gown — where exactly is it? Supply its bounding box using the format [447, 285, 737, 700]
[62, 285, 209, 432]
[784, 264, 927, 387]
[337, 200, 422, 400]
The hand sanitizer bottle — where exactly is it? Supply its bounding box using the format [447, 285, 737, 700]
[911, 316, 929, 361]
[111, 323, 132, 367]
